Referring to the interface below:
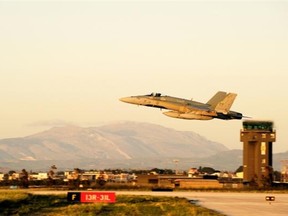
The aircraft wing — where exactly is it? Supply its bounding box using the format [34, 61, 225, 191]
[185, 103, 211, 112]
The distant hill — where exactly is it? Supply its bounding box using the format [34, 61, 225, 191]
[0, 121, 286, 172]
[197, 149, 288, 171]
[0, 122, 228, 170]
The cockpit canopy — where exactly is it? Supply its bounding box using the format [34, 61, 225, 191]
[146, 92, 161, 97]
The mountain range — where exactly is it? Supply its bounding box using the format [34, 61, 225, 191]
[0, 122, 286, 172]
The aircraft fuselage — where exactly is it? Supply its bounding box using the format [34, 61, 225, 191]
[120, 92, 243, 120]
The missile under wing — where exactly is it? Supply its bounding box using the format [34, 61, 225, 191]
[120, 91, 243, 120]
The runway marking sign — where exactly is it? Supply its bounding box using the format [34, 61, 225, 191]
[265, 196, 275, 202]
[265, 196, 275, 204]
[67, 192, 116, 203]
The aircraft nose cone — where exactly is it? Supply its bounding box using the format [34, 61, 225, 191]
[119, 97, 135, 104]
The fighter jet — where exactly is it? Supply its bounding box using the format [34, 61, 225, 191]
[120, 91, 243, 120]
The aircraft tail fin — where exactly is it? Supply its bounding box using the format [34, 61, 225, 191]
[214, 93, 237, 114]
[206, 91, 227, 108]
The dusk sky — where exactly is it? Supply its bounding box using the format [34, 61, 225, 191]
[0, 1, 287, 153]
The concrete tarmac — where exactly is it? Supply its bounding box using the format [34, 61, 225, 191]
[188, 192, 288, 216]
[116, 191, 288, 216]
[31, 190, 288, 216]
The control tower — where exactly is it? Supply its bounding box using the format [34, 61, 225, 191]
[240, 120, 276, 187]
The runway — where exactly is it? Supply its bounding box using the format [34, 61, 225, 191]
[31, 190, 288, 216]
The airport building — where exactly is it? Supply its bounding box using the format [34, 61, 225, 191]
[240, 120, 276, 187]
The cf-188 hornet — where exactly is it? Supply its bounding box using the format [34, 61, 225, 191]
[120, 91, 243, 120]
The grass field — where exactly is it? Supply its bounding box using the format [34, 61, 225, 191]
[0, 190, 224, 216]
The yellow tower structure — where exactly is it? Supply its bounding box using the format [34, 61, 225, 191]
[240, 121, 276, 187]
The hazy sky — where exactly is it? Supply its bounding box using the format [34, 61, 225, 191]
[1, 1, 287, 153]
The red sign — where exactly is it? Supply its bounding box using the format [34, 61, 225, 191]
[80, 192, 116, 203]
